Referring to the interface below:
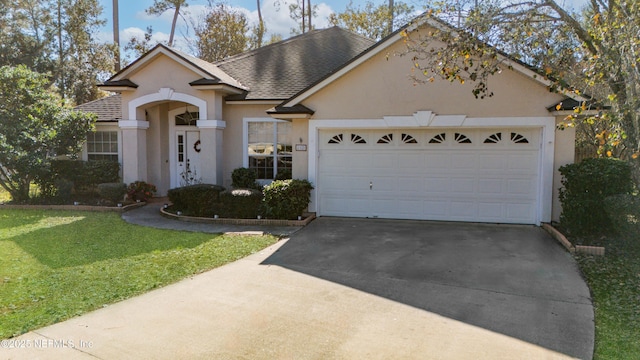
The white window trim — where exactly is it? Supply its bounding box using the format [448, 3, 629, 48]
[243, 117, 291, 183]
[308, 112, 556, 225]
[84, 128, 121, 163]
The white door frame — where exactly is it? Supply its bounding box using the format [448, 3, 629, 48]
[169, 106, 200, 189]
[308, 112, 556, 225]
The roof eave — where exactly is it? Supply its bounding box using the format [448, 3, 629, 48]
[266, 104, 315, 120]
[190, 83, 246, 95]
[98, 79, 138, 92]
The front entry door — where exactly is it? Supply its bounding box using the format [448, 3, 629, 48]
[175, 130, 201, 187]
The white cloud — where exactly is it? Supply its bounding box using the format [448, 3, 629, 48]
[245, 0, 336, 38]
[108, 1, 342, 59]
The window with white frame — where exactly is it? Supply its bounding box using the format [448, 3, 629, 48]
[247, 120, 292, 179]
[87, 131, 118, 162]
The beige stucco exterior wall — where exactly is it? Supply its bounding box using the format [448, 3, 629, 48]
[291, 118, 310, 181]
[144, 104, 171, 195]
[119, 55, 220, 121]
[296, 31, 573, 222]
[303, 36, 563, 120]
[553, 117, 576, 222]
[221, 104, 277, 188]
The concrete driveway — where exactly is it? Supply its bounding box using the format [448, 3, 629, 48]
[264, 218, 594, 359]
[2, 218, 593, 360]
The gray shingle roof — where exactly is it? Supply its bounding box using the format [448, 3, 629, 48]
[217, 26, 376, 100]
[75, 94, 121, 122]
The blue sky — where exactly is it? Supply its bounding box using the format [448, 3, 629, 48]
[97, 0, 589, 56]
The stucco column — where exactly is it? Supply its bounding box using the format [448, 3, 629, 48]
[197, 120, 226, 185]
[119, 120, 150, 184]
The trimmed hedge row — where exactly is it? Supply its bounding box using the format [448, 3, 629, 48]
[263, 179, 313, 219]
[97, 183, 127, 203]
[168, 184, 225, 217]
[217, 189, 263, 219]
[36, 160, 120, 197]
[559, 158, 634, 236]
[168, 179, 314, 220]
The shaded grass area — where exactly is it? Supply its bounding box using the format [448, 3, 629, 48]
[0, 209, 278, 339]
[575, 227, 640, 359]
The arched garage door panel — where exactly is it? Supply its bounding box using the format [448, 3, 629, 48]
[318, 128, 541, 224]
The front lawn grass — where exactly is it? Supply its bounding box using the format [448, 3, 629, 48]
[0, 209, 279, 339]
[575, 228, 640, 359]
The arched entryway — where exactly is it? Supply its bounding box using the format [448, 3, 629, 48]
[119, 88, 224, 195]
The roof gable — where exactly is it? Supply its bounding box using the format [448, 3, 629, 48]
[280, 14, 588, 109]
[103, 44, 246, 91]
[217, 27, 375, 101]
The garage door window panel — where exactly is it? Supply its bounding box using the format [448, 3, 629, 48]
[429, 133, 447, 144]
[377, 133, 393, 144]
[455, 133, 473, 144]
[401, 133, 418, 144]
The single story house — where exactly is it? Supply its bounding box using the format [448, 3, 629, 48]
[77, 15, 586, 225]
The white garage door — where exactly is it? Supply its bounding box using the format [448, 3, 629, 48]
[318, 128, 541, 224]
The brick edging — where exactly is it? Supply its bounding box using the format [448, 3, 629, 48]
[541, 223, 606, 256]
[0, 202, 145, 213]
[159, 207, 315, 227]
[541, 223, 576, 254]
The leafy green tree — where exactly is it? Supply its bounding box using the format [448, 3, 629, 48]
[329, 0, 415, 40]
[407, 0, 640, 159]
[0, 65, 96, 202]
[1, 1, 114, 105]
[253, 0, 266, 48]
[192, 3, 250, 62]
[124, 26, 158, 61]
[287, 0, 317, 34]
[146, 0, 188, 47]
[53, 0, 115, 105]
[0, 0, 55, 76]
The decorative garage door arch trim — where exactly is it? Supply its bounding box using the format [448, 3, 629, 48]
[308, 111, 556, 225]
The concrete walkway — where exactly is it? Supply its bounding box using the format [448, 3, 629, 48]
[121, 201, 302, 236]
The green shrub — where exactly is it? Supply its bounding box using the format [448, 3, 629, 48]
[97, 183, 127, 203]
[275, 168, 292, 180]
[263, 179, 314, 219]
[603, 194, 640, 236]
[214, 189, 263, 219]
[127, 181, 157, 202]
[54, 179, 73, 201]
[83, 161, 120, 187]
[559, 158, 634, 236]
[168, 184, 225, 216]
[36, 160, 120, 196]
[231, 167, 258, 189]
